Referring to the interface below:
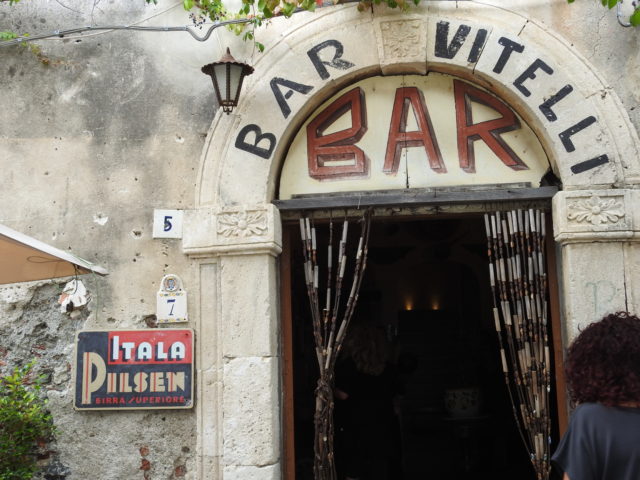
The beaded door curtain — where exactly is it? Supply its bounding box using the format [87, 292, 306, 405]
[485, 209, 552, 480]
[299, 210, 372, 480]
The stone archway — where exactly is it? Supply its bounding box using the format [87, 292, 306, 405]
[193, 3, 639, 211]
[182, 3, 640, 479]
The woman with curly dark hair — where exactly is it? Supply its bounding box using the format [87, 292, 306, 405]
[552, 311, 640, 480]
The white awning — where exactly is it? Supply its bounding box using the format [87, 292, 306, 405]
[0, 223, 108, 285]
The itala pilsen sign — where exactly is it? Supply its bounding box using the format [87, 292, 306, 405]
[74, 329, 193, 410]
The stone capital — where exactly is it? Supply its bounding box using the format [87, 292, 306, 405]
[553, 189, 640, 244]
[182, 204, 282, 258]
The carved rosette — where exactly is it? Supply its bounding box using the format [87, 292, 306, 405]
[217, 210, 268, 238]
[567, 195, 625, 226]
[380, 20, 423, 59]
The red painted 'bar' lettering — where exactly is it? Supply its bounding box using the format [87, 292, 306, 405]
[384, 87, 445, 175]
[454, 79, 527, 173]
[306, 87, 368, 180]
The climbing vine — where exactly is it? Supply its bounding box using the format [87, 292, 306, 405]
[0, 0, 21, 40]
[2, 0, 639, 51]
[145, 0, 420, 50]
[147, 0, 640, 39]
[142, 0, 640, 52]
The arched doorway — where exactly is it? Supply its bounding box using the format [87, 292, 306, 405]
[276, 70, 563, 479]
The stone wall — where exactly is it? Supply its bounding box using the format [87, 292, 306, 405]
[0, 0, 220, 478]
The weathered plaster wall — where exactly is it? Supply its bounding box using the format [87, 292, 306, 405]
[1, 1, 640, 479]
[0, 1, 230, 478]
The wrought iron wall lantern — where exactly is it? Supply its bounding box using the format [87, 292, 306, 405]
[201, 48, 254, 114]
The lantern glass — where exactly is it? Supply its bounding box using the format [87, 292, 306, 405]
[202, 48, 254, 114]
[211, 64, 226, 97]
[229, 64, 244, 98]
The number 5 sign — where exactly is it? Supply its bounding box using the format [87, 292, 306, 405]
[157, 275, 188, 324]
[153, 209, 183, 239]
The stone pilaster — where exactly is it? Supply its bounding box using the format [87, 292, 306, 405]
[553, 189, 640, 342]
[182, 204, 282, 480]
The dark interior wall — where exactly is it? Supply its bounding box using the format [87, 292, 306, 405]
[360, 217, 491, 326]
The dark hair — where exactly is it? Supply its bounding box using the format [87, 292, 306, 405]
[565, 311, 640, 406]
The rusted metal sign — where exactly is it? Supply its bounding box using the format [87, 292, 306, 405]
[74, 329, 193, 410]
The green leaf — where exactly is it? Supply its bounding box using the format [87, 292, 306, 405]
[282, 2, 295, 17]
[256, 41, 265, 53]
[631, 7, 640, 26]
[183, 0, 194, 10]
[607, 0, 618, 9]
[0, 361, 55, 480]
[0, 31, 18, 40]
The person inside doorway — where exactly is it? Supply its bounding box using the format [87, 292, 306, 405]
[334, 323, 403, 480]
[552, 311, 640, 480]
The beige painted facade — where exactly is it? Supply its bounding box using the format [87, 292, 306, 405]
[2, 1, 640, 479]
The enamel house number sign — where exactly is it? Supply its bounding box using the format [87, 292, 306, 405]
[156, 274, 188, 324]
[152, 209, 183, 239]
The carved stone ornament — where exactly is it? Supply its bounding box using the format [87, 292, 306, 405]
[380, 20, 423, 59]
[217, 210, 268, 237]
[567, 195, 625, 226]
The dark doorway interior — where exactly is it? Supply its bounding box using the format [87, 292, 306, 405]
[290, 215, 558, 480]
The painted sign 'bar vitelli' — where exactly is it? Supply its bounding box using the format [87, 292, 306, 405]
[232, 20, 614, 192]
